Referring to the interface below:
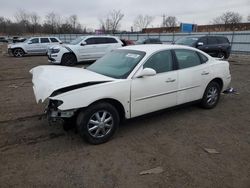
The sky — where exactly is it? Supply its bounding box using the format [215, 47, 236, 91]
[0, 0, 250, 31]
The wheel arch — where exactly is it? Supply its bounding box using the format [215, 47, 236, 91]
[62, 51, 77, 60]
[209, 77, 223, 92]
[12, 47, 26, 54]
[77, 98, 126, 121]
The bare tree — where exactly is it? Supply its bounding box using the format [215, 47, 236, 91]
[213, 11, 242, 30]
[248, 14, 250, 22]
[134, 15, 153, 31]
[30, 12, 40, 34]
[44, 12, 61, 33]
[14, 9, 31, 33]
[68, 15, 77, 33]
[163, 16, 178, 28]
[100, 10, 124, 34]
[14, 9, 30, 23]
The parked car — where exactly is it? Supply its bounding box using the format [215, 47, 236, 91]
[0, 36, 8, 43]
[47, 35, 123, 66]
[8, 37, 62, 57]
[136, 38, 162, 44]
[174, 36, 231, 59]
[120, 39, 135, 46]
[12, 36, 26, 43]
[30, 44, 231, 144]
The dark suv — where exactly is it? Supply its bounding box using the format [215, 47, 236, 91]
[174, 36, 231, 59]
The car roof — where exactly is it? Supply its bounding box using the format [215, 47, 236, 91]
[121, 44, 199, 54]
[83, 35, 118, 38]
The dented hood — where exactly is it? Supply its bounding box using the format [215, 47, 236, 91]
[30, 65, 115, 103]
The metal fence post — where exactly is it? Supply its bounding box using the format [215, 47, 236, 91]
[231, 31, 235, 46]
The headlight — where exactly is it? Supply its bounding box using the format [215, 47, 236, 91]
[49, 99, 63, 109]
[51, 47, 60, 53]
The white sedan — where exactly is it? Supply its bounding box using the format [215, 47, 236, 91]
[30, 45, 231, 144]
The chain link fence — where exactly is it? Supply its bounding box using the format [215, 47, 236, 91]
[2, 31, 250, 54]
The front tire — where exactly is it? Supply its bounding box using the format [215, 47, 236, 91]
[201, 82, 221, 109]
[61, 53, 77, 66]
[13, 48, 25, 57]
[76, 102, 120, 144]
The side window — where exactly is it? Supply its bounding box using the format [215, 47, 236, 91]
[30, 38, 39, 44]
[50, 38, 59, 43]
[175, 49, 201, 69]
[198, 52, 208, 63]
[85, 38, 96, 45]
[143, 50, 173, 73]
[41, 38, 50, 43]
[207, 37, 218, 45]
[95, 38, 106, 44]
[105, 37, 118, 43]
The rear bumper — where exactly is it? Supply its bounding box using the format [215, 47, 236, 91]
[222, 75, 231, 92]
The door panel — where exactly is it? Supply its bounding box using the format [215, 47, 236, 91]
[40, 38, 50, 54]
[131, 71, 178, 117]
[177, 64, 211, 104]
[130, 50, 177, 118]
[26, 38, 40, 54]
[174, 49, 211, 104]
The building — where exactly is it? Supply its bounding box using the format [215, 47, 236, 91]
[142, 23, 250, 33]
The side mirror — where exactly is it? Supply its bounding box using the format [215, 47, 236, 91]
[80, 41, 87, 46]
[136, 68, 156, 78]
[27, 41, 32, 44]
[197, 42, 204, 46]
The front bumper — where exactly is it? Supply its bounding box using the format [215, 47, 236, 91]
[45, 100, 76, 121]
[47, 52, 61, 64]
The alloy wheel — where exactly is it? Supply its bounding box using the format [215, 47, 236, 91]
[87, 110, 114, 138]
[14, 49, 24, 57]
[206, 86, 218, 106]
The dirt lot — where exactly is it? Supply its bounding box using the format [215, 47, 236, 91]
[0, 51, 250, 188]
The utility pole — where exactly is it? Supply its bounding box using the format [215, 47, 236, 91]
[162, 14, 166, 27]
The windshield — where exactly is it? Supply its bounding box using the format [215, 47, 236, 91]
[135, 38, 146, 44]
[69, 36, 86, 45]
[87, 50, 146, 79]
[175, 37, 198, 46]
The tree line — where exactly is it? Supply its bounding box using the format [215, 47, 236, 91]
[0, 9, 249, 35]
[0, 10, 85, 35]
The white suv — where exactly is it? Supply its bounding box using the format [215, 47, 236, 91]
[47, 35, 123, 65]
[8, 37, 62, 57]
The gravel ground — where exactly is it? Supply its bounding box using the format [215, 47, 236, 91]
[0, 52, 250, 188]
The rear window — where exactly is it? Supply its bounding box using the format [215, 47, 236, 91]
[105, 37, 118, 43]
[217, 37, 229, 44]
[50, 38, 59, 43]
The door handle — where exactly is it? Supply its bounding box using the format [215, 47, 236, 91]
[201, 71, 209, 75]
[165, 78, 176, 83]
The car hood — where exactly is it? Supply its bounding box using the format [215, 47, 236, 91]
[30, 65, 115, 103]
[49, 44, 75, 51]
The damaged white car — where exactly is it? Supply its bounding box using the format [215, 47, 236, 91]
[30, 45, 231, 144]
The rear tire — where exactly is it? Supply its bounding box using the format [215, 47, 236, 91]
[201, 82, 221, 109]
[217, 52, 226, 59]
[61, 53, 77, 66]
[76, 102, 120, 144]
[13, 48, 25, 57]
